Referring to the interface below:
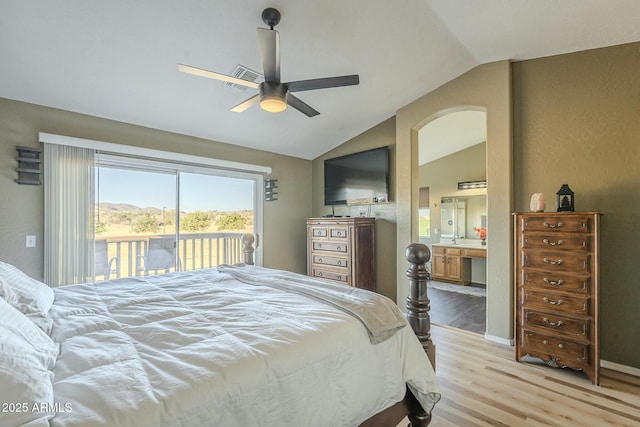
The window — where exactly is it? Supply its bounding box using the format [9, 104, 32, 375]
[419, 187, 431, 238]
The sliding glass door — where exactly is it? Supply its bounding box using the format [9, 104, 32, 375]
[94, 155, 261, 282]
[178, 172, 256, 271]
[95, 165, 178, 280]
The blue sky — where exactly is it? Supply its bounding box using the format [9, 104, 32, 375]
[96, 167, 254, 212]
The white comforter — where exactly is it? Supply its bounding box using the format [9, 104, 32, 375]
[48, 265, 440, 427]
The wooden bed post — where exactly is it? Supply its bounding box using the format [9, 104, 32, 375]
[242, 234, 255, 265]
[405, 243, 434, 427]
[405, 243, 435, 369]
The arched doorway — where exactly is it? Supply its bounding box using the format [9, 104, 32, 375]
[394, 61, 513, 345]
[418, 109, 487, 333]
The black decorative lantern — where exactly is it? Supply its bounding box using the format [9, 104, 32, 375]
[556, 184, 575, 212]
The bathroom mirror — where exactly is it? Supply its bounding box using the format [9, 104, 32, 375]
[440, 195, 487, 242]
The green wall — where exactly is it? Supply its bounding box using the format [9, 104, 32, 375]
[419, 142, 487, 246]
[311, 117, 398, 301]
[512, 41, 640, 368]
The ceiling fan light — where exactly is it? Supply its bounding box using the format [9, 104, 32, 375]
[260, 96, 287, 113]
[259, 82, 288, 113]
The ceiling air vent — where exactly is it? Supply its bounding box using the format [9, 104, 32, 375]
[224, 65, 263, 91]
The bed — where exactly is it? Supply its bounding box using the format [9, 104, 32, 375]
[0, 238, 440, 427]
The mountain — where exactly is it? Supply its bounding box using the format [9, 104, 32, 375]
[97, 203, 162, 213]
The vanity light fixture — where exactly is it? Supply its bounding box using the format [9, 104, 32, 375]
[457, 180, 487, 190]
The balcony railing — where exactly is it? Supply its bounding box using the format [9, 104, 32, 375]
[95, 232, 248, 281]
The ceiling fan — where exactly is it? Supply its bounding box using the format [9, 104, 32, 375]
[178, 8, 359, 117]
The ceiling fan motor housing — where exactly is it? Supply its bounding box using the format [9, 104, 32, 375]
[261, 8, 281, 29]
[259, 81, 288, 112]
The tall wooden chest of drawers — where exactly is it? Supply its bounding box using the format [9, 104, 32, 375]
[306, 217, 375, 291]
[513, 212, 600, 384]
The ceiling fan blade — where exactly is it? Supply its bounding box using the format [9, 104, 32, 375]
[287, 94, 320, 117]
[230, 94, 260, 112]
[287, 74, 359, 92]
[256, 28, 280, 82]
[178, 64, 260, 89]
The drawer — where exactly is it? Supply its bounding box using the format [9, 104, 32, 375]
[329, 227, 348, 239]
[522, 331, 589, 364]
[522, 289, 589, 315]
[312, 241, 348, 253]
[522, 234, 590, 251]
[311, 227, 328, 238]
[311, 267, 349, 284]
[521, 269, 590, 294]
[431, 246, 462, 256]
[522, 310, 589, 339]
[462, 248, 486, 258]
[520, 215, 590, 233]
[313, 254, 348, 268]
[522, 249, 590, 273]
[431, 246, 445, 255]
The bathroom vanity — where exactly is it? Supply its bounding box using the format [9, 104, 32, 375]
[431, 243, 486, 284]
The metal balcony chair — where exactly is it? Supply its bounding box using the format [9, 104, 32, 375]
[138, 236, 182, 275]
[95, 239, 119, 280]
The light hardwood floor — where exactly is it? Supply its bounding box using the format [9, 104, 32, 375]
[399, 324, 640, 427]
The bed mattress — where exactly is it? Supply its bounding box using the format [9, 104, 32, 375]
[47, 265, 440, 426]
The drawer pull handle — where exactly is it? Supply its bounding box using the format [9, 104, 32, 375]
[318, 272, 323, 276]
[543, 278, 564, 286]
[558, 344, 565, 349]
[543, 257, 564, 265]
[543, 317, 564, 327]
[318, 258, 323, 262]
[543, 221, 564, 229]
[543, 296, 563, 305]
[337, 246, 342, 251]
[543, 340, 549, 345]
[543, 238, 564, 246]
[337, 260, 342, 265]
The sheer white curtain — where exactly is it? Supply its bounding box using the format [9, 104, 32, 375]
[43, 143, 95, 286]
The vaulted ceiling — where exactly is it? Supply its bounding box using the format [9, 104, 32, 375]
[2, 1, 639, 160]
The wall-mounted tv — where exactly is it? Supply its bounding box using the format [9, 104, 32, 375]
[324, 146, 390, 206]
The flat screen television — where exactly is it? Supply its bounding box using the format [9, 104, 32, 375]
[324, 146, 390, 206]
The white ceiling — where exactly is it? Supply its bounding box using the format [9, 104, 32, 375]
[1, 1, 639, 160]
[418, 110, 486, 165]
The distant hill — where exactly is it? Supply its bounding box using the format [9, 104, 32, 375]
[98, 202, 162, 213]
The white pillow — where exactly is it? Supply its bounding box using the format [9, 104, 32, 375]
[0, 297, 59, 426]
[0, 260, 55, 332]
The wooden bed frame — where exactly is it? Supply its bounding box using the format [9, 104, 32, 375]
[242, 235, 435, 427]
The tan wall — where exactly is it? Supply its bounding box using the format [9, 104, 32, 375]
[311, 117, 397, 301]
[0, 97, 312, 280]
[512, 41, 640, 368]
[396, 61, 513, 342]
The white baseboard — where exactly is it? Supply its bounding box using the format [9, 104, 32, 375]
[484, 333, 513, 346]
[601, 359, 640, 378]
